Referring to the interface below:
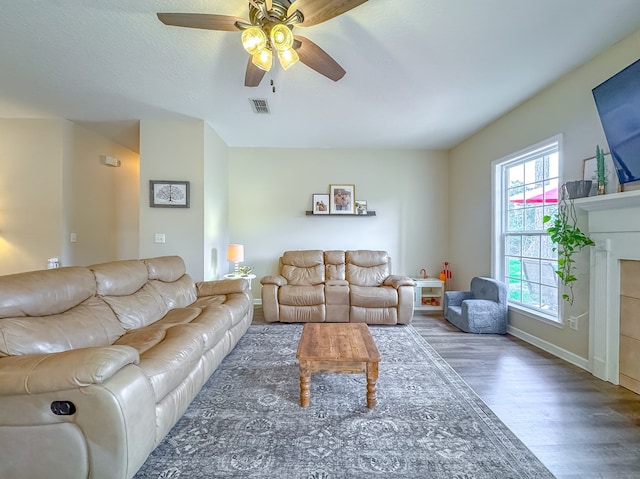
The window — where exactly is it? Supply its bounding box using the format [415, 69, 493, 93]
[493, 137, 560, 321]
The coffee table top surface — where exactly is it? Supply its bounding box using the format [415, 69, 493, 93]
[296, 323, 380, 362]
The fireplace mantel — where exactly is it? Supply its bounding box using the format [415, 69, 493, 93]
[575, 189, 640, 212]
[575, 190, 640, 384]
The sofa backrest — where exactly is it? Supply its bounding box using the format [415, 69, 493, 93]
[144, 256, 197, 309]
[91, 259, 170, 330]
[0, 267, 124, 356]
[280, 250, 325, 285]
[470, 276, 507, 306]
[324, 250, 346, 280]
[345, 250, 391, 287]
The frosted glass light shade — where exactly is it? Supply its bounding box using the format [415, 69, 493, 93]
[252, 48, 273, 71]
[270, 23, 294, 51]
[278, 48, 299, 70]
[241, 27, 267, 55]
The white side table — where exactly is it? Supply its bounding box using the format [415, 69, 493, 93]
[223, 273, 256, 288]
[412, 278, 444, 312]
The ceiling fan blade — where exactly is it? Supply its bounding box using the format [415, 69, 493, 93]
[294, 35, 346, 82]
[288, 0, 368, 27]
[245, 58, 267, 87]
[157, 13, 244, 32]
[265, 0, 273, 10]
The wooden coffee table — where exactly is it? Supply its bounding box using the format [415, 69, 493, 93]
[296, 323, 380, 408]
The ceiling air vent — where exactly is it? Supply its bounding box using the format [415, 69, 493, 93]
[249, 98, 270, 114]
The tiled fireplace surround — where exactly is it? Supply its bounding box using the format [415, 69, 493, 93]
[577, 189, 640, 391]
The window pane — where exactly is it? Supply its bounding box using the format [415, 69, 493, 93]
[507, 235, 521, 256]
[498, 139, 560, 321]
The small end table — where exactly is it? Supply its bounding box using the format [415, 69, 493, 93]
[223, 273, 256, 288]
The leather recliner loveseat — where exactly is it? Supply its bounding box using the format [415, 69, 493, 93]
[0, 255, 253, 479]
[261, 250, 415, 324]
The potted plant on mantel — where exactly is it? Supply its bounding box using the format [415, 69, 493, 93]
[543, 185, 595, 305]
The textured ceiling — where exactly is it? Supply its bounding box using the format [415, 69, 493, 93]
[2, 0, 640, 152]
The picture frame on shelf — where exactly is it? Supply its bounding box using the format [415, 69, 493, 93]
[329, 184, 355, 214]
[312, 193, 329, 215]
[355, 200, 368, 215]
[150, 180, 190, 208]
[582, 153, 619, 195]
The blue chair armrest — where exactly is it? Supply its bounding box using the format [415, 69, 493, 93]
[444, 290, 472, 308]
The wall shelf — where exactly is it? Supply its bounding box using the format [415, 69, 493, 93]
[305, 211, 376, 216]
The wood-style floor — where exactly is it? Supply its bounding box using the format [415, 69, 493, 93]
[253, 306, 640, 478]
[411, 312, 640, 479]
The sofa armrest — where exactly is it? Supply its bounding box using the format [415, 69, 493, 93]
[196, 278, 248, 297]
[0, 346, 139, 396]
[444, 290, 472, 308]
[260, 275, 288, 286]
[383, 275, 416, 288]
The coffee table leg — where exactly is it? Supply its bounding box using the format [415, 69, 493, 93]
[366, 361, 378, 408]
[299, 361, 311, 407]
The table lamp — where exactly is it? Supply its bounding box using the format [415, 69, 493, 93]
[227, 244, 244, 276]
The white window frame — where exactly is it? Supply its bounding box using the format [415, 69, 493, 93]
[491, 135, 563, 325]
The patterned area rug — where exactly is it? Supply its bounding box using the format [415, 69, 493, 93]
[134, 323, 555, 478]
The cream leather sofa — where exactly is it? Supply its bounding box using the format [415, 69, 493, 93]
[0, 255, 253, 479]
[261, 250, 415, 324]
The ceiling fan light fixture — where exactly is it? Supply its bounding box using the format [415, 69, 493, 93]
[277, 47, 299, 70]
[241, 26, 267, 55]
[270, 23, 294, 51]
[252, 48, 273, 71]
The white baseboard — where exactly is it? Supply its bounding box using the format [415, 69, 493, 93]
[507, 325, 590, 371]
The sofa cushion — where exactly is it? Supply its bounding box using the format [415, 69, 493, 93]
[324, 250, 346, 280]
[91, 260, 148, 296]
[350, 285, 398, 308]
[346, 250, 391, 287]
[281, 250, 325, 285]
[149, 274, 197, 309]
[101, 284, 169, 330]
[0, 267, 96, 317]
[91, 260, 169, 330]
[143, 256, 187, 283]
[0, 297, 124, 357]
[279, 284, 325, 306]
[137, 325, 205, 402]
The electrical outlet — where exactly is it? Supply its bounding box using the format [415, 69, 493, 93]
[154, 233, 165, 244]
[70, 233, 77, 243]
[568, 316, 578, 330]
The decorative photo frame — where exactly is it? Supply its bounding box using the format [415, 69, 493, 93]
[150, 180, 190, 208]
[582, 153, 619, 195]
[312, 193, 329, 214]
[355, 200, 368, 215]
[330, 184, 355, 214]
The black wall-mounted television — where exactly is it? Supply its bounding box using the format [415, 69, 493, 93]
[592, 57, 640, 186]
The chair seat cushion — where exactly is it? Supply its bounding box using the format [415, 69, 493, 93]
[350, 285, 398, 308]
[279, 285, 325, 306]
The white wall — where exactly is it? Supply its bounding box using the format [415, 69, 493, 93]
[203, 123, 230, 280]
[0, 119, 139, 275]
[139, 119, 229, 281]
[65, 123, 139, 266]
[0, 120, 65, 274]
[448, 29, 640, 359]
[228, 148, 449, 299]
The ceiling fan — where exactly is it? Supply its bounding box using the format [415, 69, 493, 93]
[157, 0, 368, 87]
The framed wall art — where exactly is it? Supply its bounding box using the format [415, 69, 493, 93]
[150, 180, 190, 208]
[312, 193, 329, 214]
[330, 184, 355, 214]
[355, 200, 368, 215]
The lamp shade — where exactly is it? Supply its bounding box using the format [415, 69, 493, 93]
[252, 48, 273, 71]
[227, 244, 245, 263]
[241, 27, 267, 55]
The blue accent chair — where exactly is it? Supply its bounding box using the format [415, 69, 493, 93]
[444, 276, 508, 334]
